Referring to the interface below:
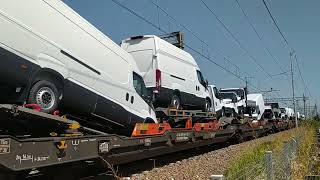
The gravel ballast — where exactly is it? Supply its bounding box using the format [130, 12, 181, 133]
[129, 130, 293, 180]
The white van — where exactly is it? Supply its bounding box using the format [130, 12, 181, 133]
[121, 35, 211, 111]
[219, 92, 239, 117]
[220, 87, 247, 115]
[245, 94, 265, 120]
[263, 106, 274, 119]
[208, 84, 238, 118]
[0, 0, 157, 132]
[280, 108, 287, 119]
[285, 108, 295, 120]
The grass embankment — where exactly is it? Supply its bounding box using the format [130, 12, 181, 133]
[225, 120, 320, 179]
[292, 120, 320, 179]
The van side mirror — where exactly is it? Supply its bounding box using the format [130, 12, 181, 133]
[204, 79, 209, 88]
[143, 90, 155, 104]
[217, 93, 222, 100]
[143, 94, 154, 105]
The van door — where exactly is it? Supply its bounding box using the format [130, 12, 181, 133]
[130, 72, 154, 125]
[208, 86, 215, 112]
[195, 70, 207, 106]
[212, 86, 223, 112]
[92, 53, 132, 128]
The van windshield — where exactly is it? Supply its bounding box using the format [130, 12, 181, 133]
[221, 89, 245, 99]
[220, 93, 237, 101]
[133, 72, 150, 103]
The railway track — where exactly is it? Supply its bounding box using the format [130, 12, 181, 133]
[116, 141, 229, 177]
[124, 130, 294, 180]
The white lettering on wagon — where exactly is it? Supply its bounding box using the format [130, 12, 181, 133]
[0, 139, 10, 154]
[175, 132, 190, 142]
[16, 154, 49, 164]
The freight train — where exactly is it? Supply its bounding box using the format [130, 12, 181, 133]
[0, 1, 296, 179]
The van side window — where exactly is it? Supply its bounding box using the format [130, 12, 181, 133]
[196, 70, 205, 84]
[133, 72, 149, 101]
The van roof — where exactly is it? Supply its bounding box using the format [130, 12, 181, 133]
[221, 87, 245, 90]
[122, 35, 198, 68]
[53, 0, 143, 76]
[247, 94, 263, 101]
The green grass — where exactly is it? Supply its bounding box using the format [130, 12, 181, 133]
[225, 120, 319, 179]
[292, 120, 320, 179]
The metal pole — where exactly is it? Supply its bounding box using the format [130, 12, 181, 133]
[283, 141, 291, 179]
[265, 151, 273, 180]
[245, 78, 248, 93]
[290, 52, 298, 127]
[303, 94, 306, 120]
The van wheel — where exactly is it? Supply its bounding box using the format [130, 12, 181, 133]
[28, 80, 61, 113]
[170, 95, 181, 110]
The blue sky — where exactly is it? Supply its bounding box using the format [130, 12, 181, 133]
[64, 0, 319, 110]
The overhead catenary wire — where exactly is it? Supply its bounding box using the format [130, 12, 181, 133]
[194, 0, 288, 104]
[199, 0, 274, 79]
[199, 0, 287, 104]
[262, 0, 289, 46]
[261, 0, 314, 105]
[149, 0, 248, 78]
[150, 0, 287, 100]
[156, 0, 160, 29]
[111, 0, 298, 107]
[235, 0, 294, 107]
[234, 0, 293, 106]
[234, 0, 287, 73]
[294, 55, 313, 99]
[110, 0, 268, 93]
[150, 0, 209, 47]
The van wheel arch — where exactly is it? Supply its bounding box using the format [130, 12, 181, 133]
[32, 69, 64, 89]
[144, 117, 156, 123]
[170, 90, 181, 109]
[173, 90, 181, 97]
[27, 69, 65, 113]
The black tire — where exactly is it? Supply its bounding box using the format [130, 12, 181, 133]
[28, 80, 61, 113]
[170, 94, 181, 109]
